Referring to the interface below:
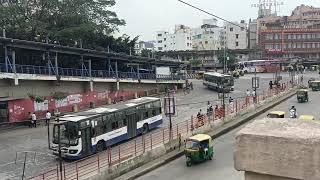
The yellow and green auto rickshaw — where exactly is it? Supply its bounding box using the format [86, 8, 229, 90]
[308, 78, 316, 88]
[184, 134, 214, 166]
[267, 111, 285, 118]
[310, 81, 320, 91]
[297, 89, 309, 103]
[298, 115, 315, 121]
[232, 70, 240, 78]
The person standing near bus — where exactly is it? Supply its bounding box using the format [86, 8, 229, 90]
[45, 111, 51, 126]
[32, 112, 37, 128]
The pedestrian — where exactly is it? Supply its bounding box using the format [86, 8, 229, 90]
[190, 82, 193, 90]
[197, 109, 203, 118]
[251, 89, 256, 97]
[246, 89, 250, 97]
[300, 75, 304, 84]
[45, 111, 51, 126]
[269, 81, 273, 89]
[32, 112, 37, 128]
[28, 112, 33, 128]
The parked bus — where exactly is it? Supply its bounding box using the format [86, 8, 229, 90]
[237, 59, 284, 73]
[52, 97, 162, 160]
[203, 72, 234, 92]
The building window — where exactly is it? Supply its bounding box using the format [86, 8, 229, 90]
[236, 34, 239, 39]
[236, 42, 239, 46]
[158, 40, 162, 43]
[157, 34, 162, 37]
[164, 45, 167, 47]
[164, 38, 166, 41]
[158, 47, 163, 50]
[205, 41, 208, 44]
[230, 28, 233, 32]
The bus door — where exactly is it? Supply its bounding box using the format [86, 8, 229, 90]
[0, 102, 8, 123]
[80, 127, 92, 156]
[126, 113, 137, 139]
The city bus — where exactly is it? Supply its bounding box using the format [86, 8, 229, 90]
[52, 97, 162, 160]
[237, 59, 284, 73]
[203, 72, 234, 92]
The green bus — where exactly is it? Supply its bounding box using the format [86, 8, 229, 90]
[203, 72, 234, 92]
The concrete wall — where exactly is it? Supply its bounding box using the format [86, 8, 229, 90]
[0, 78, 182, 100]
[234, 118, 320, 180]
[245, 172, 299, 180]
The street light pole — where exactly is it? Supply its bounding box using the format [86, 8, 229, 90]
[56, 113, 63, 180]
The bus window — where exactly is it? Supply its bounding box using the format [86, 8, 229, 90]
[144, 111, 149, 119]
[111, 121, 119, 130]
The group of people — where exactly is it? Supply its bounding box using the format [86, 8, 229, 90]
[246, 89, 256, 97]
[28, 111, 52, 128]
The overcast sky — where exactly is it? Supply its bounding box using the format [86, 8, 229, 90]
[113, 0, 320, 41]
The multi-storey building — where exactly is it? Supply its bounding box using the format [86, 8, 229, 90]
[192, 18, 223, 51]
[155, 25, 193, 52]
[223, 20, 248, 50]
[257, 5, 320, 59]
[134, 41, 155, 55]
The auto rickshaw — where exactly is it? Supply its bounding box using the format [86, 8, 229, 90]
[308, 78, 316, 88]
[310, 81, 320, 91]
[297, 89, 309, 103]
[267, 111, 285, 118]
[184, 134, 214, 166]
[232, 70, 240, 78]
[298, 115, 315, 121]
[239, 70, 244, 76]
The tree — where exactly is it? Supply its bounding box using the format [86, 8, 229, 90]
[217, 50, 238, 67]
[190, 59, 202, 67]
[141, 49, 153, 57]
[0, 0, 126, 47]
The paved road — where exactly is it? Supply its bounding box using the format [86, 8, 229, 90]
[136, 76, 320, 180]
[0, 72, 314, 179]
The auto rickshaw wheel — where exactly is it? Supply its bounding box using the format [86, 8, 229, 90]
[186, 157, 192, 167]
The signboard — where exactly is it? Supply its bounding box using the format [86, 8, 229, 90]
[252, 77, 260, 89]
[164, 97, 176, 116]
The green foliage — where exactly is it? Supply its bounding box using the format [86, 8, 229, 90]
[141, 49, 153, 57]
[190, 59, 202, 67]
[0, 0, 137, 55]
[217, 50, 238, 66]
[52, 92, 68, 100]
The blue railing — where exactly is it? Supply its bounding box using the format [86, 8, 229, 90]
[0, 63, 184, 81]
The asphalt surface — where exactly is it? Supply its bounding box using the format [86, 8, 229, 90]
[136, 73, 320, 180]
[0, 72, 315, 179]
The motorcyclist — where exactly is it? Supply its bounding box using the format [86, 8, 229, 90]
[289, 106, 297, 118]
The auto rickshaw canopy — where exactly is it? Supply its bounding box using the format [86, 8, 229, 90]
[268, 111, 286, 118]
[298, 115, 315, 121]
[187, 134, 212, 144]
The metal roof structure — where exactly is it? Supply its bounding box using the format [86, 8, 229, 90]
[0, 37, 185, 67]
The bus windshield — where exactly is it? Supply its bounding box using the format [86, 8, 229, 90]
[53, 122, 79, 145]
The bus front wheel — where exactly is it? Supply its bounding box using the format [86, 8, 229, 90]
[143, 123, 149, 134]
[96, 140, 105, 152]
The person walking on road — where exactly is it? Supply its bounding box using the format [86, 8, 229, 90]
[32, 112, 37, 128]
[45, 111, 51, 126]
[269, 81, 273, 90]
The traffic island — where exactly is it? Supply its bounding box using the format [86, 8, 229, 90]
[234, 118, 320, 180]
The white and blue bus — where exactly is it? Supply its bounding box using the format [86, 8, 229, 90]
[52, 97, 162, 160]
[203, 72, 234, 92]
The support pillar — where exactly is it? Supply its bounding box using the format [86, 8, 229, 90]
[55, 52, 59, 77]
[4, 45, 8, 73]
[115, 61, 119, 91]
[88, 59, 93, 91]
[47, 51, 51, 75]
[108, 59, 111, 77]
[12, 50, 18, 86]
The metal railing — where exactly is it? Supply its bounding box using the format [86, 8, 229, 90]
[0, 63, 185, 81]
[27, 83, 293, 180]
